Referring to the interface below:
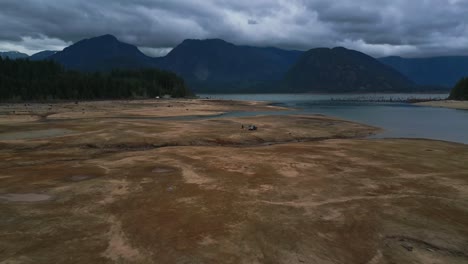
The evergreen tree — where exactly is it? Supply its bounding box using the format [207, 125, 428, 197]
[449, 77, 468, 100]
[0, 59, 191, 101]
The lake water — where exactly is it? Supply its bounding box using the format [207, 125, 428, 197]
[199, 94, 468, 144]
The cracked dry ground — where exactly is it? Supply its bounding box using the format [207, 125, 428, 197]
[1, 101, 468, 264]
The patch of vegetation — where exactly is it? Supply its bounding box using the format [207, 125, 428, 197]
[0, 57, 191, 101]
[448, 77, 468, 100]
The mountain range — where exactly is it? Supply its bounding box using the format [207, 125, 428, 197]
[284, 48, 414, 93]
[46, 35, 303, 93]
[2, 34, 467, 93]
[0, 51, 29, 59]
[379, 56, 468, 88]
[154, 39, 303, 92]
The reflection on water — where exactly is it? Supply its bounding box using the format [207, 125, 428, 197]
[199, 93, 468, 144]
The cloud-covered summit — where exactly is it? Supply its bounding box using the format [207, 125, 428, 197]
[0, 0, 467, 57]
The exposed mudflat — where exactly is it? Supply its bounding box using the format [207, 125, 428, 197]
[0, 193, 52, 202]
[1, 99, 467, 263]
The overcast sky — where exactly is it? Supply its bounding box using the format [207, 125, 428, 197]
[1, 0, 467, 58]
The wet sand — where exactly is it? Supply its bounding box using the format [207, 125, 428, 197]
[416, 100, 468, 110]
[1, 99, 468, 263]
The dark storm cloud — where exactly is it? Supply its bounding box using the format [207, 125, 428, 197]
[0, 0, 467, 57]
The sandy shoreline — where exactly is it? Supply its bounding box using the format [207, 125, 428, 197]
[1, 99, 468, 263]
[415, 100, 468, 110]
[0, 98, 288, 124]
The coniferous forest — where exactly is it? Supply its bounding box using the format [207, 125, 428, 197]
[449, 77, 468, 100]
[0, 57, 191, 101]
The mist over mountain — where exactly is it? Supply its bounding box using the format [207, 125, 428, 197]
[0, 51, 29, 59]
[379, 56, 468, 88]
[0, 50, 57, 61]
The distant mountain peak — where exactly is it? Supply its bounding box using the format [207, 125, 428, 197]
[2, 51, 22, 54]
[74, 34, 121, 46]
[49, 34, 152, 71]
[284, 47, 414, 92]
[178, 38, 234, 49]
[0, 51, 29, 59]
[182, 38, 229, 44]
[159, 37, 303, 92]
[332, 46, 348, 50]
[99, 34, 117, 39]
[30, 50, 58, 61]
[92, 34, 119, 42]
[380, 55, 468, 87]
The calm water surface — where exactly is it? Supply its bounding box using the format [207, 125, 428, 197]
[199, 94, 468, 144]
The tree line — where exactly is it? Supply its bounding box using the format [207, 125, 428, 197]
[449, 77, 468, 100]
[0, 57, 192, 101]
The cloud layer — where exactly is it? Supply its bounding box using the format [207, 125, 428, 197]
[0, 0, 467, 57]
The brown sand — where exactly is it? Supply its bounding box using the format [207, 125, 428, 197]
[1, 99, 467, 263]
[416, 100, 468, 110]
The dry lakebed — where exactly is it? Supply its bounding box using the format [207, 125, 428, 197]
[0, 99, 467, 263]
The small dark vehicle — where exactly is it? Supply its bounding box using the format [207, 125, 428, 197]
[248, 125, 257, 131]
